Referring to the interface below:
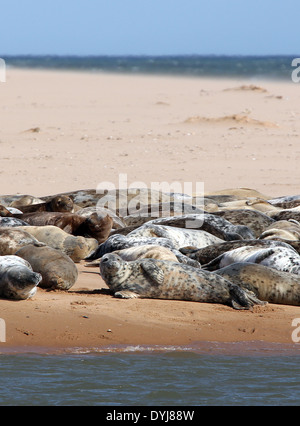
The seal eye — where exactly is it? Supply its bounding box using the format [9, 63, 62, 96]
[102, 257, 109, 263]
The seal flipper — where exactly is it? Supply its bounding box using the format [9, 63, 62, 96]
[230, 285, 266, 310]
[253, 248, 275, 263]
[140, 259, 164, 285]
[114, 290, 140, 299]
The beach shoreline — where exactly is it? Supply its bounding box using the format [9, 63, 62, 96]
[0, 69, 300, 354]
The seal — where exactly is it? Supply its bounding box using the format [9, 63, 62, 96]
[15, 225, 98, 263]
[85, 244, 178, 267]
[99, 253, 265, 310]
[148, 214, 255, 240]
[180, 239, 298, 264]
[15, 195, 74, 214]
[19, 211, 113, 242]
[85, 234, 200, 267]
[0, 217, 30, 227]
[0, 227, 42, 256]
[128, 223, 224, 249]
[212, 209, 275, 238]
[214, 262, 300, 306]
[0, 255, 42, 300]
[16, 243, 78, 290]
[202, 245, 300, 275]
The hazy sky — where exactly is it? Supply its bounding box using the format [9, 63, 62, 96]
[1, 0, 298, 56]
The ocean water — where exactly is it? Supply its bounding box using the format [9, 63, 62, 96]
[2, 54, 296, 80]
[1, 343, 300, 406]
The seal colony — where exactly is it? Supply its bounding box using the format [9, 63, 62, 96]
[0, 187, 300, 311]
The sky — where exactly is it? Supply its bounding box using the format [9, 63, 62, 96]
[0, 0, 299, 56]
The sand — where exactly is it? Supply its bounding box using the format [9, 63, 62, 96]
[1, 68, 300, 353]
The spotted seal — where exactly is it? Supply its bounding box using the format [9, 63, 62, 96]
[16, 244, 78, 290]
[148, 214, 255, 240]
[0, 217, 30, 227]
[0, 255, 42, 300]
[85, 234, 200, 267]
[214, 262, 300, 306]
[85, 244, 178, 267]
[180, 239, 298, 264]
[128, 223, 224, 249]
[202, 245, 300, 275]
[99, 253, 265, 310]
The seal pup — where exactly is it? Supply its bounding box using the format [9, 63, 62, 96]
[0, 255, 42, 300]
[128, 223, 224, 249]
[214, 262, 300, 306]
[15, 225, 98, 263]
[99, 253, 265, 310]
[85, 244, 178, 267]
[85, 234, 200, 267]
[16, 244, 78, 290]
[202, 245, 300, 275]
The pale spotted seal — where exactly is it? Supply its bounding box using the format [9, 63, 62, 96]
[99, 253, 265, 310]
[85, 244, 178, 267]
[202, 245, 300, 275]
[214, 262, 300, 306]
[180, 239, 297, 264]
[148, 214, 255, 240]
[16, 244, 78, 290]
[85, 234, 200, 267]
[128, 223, 224, 249]
[0, 217, 29, 227]
[0, 255, 42, 300]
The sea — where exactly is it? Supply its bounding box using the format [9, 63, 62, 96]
[2, 54, 298, 81]
[1, 55, 300, 407]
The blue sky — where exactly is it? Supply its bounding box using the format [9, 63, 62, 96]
[0, 0, 298, 56]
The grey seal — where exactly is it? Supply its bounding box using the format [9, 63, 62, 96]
[85, 234, 200, 267]
[128, 223, 224, 249]
[0, 217, 29, 227]
[148, 213, 255, 240]
[180, 239, 298, 264]
[202, 245, 300, 275]
[16, 243, 78, 290]
[0, 255, 42, 300]
[15, 225, 98, 263]
[214, 262, 300, 306]
[0, 227, 42, 256]
[99, 253, 265, 310]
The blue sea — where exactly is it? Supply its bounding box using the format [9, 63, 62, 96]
[0, 342, 300, 406]
[2, 54, 297, 80]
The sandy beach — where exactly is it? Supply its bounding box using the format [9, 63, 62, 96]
[1, 68, 300, 353]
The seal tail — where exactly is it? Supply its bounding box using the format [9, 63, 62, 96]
[230, 285, 267, 310]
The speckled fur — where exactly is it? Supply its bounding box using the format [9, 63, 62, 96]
[99, 253, 265, 310]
